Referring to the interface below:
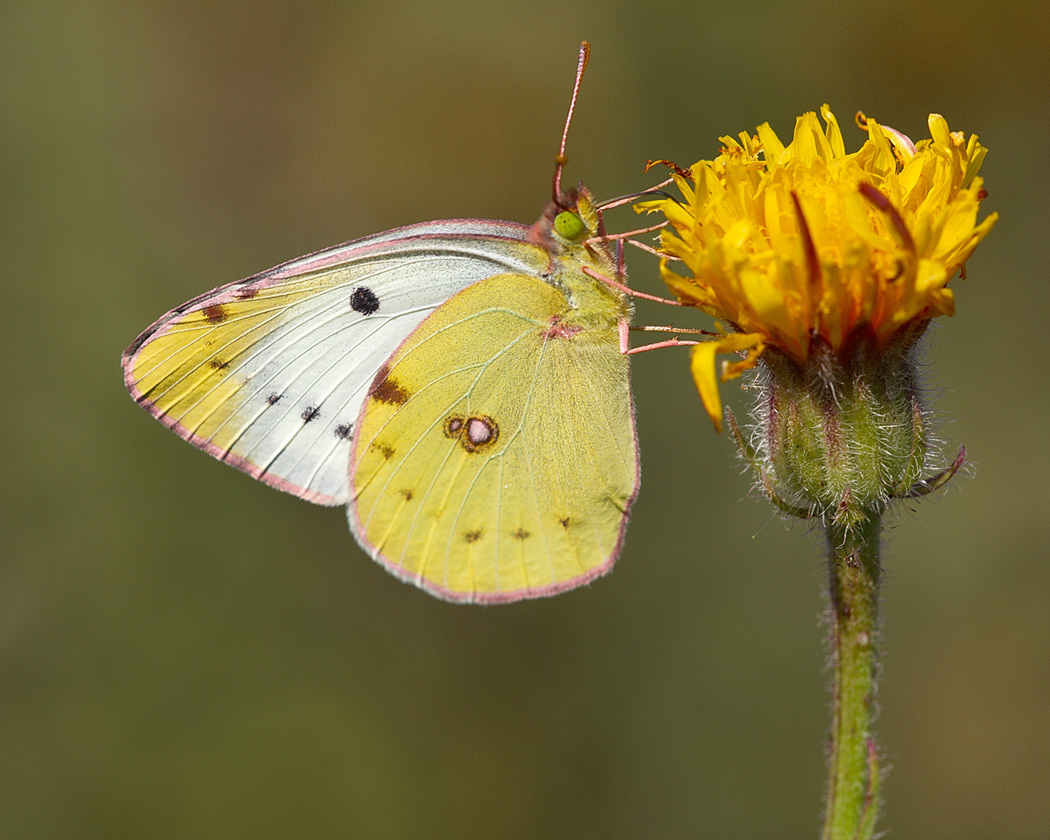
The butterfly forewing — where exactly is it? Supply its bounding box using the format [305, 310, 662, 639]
[122, 222, 549, 505]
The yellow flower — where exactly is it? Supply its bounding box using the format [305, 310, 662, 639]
[644, 105, 997, 430]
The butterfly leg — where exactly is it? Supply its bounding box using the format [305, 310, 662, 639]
[619, 321, 705, 355]
[582, 265, 685, 306]
[623, 337, 701, 355]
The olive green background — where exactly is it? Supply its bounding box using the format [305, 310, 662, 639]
[2, 1, 1046, 838]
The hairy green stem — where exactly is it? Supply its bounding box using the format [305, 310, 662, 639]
[821, 516, 882, 840]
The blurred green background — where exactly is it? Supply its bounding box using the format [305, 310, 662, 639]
[2, 1, 1046, 837]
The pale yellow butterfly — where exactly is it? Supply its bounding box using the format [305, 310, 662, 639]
[123, 43, 646, 603]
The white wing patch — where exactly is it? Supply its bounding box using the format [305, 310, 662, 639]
[123, 221, 549, 505]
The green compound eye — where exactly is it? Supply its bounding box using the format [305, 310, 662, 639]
[553, 210, 587, 241]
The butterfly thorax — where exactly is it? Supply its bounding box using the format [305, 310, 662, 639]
[532, 185, 631, 330]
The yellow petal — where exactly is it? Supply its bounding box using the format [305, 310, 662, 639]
[689, 334, 765, 432]
[689, 342, 724, 431]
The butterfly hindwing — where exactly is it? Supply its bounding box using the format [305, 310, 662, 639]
[349, 270, 638, 603]
[122, 221, 550, 505]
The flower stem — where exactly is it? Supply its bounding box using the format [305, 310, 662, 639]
[821, 515, 882, 840]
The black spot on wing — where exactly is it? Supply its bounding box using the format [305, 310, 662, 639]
[463, 530, 482, 544]
[202, 304, 228, 323]
[368, 363, 411, 406]
[209, 358, 230, 371]
[512, 528, 531, 541]
[301, 405, 320, 423]
[371, 441, 395, 460]
[350, 286, 380, 315]
[335, 423, 354, 439]
[265, 393, 283, 406]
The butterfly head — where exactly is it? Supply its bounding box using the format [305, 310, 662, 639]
[535, 184, 608, 250]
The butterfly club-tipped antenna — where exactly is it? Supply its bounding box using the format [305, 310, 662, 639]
[552, 41, 590, 202]
[597, 185, 676, 213]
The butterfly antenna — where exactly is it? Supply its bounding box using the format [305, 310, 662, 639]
[597, 184, 676, 212]
[553, 41, 590, 200]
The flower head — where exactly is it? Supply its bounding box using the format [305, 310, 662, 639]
[644, 106, 997, 430]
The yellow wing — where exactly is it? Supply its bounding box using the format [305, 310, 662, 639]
[348, 271, 638, 603]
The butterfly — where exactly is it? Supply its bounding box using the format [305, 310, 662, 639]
[122, 43, 642, 603]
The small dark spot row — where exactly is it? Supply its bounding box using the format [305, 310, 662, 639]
[261, 393, 353, 440]
[457, 519, 571, 544]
